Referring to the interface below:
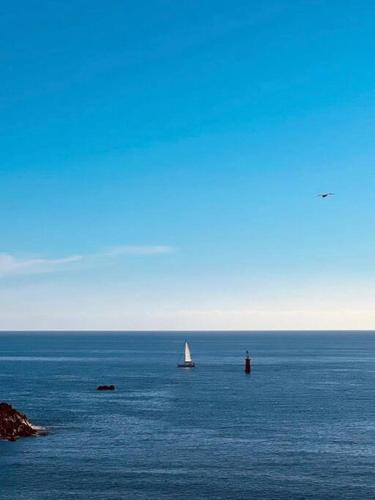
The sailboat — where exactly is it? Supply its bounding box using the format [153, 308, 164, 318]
[178, 340, 195, 368]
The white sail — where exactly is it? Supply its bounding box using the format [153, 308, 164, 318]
[184, 341, 192, 363]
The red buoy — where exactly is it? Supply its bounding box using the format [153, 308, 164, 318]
[245, 351, 251, 373]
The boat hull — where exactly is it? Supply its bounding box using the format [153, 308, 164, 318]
[178, 362, 195, 368]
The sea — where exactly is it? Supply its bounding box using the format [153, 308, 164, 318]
[0, 332, 374, 499]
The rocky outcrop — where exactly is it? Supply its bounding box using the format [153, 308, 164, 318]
[0, 402, 46, 441]
[97, 385, 115, 391]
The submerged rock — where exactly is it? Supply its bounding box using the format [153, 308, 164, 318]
[0, 402, 46, 441]
[96, 385, 115, 391]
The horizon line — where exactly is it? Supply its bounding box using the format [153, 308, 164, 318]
[0, 329, 374, 334]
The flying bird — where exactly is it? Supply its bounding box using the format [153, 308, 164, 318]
[318, 192, 335, 198]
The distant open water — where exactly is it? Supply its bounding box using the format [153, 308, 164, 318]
[0, 332, 375, 499]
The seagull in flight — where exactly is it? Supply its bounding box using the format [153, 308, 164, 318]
[318, 192, 335, 198]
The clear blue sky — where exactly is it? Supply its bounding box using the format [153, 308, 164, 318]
[1, 0, 375, 330]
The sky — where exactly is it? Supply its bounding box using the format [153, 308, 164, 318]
[1, 0, 375, 330]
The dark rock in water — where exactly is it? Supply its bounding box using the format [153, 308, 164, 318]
[0, 402, 46, 441]
[97, 385, 115, 391]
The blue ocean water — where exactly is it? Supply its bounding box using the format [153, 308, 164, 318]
[0, 332, 374, 499]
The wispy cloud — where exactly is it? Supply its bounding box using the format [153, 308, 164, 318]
[104, 245, 175, 257]
[0, 245, 176, 278]
[0, 254, 83, 277]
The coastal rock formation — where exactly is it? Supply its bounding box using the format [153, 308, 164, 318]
[97, 385, 115, 391]
[0, 402, 45, 441]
